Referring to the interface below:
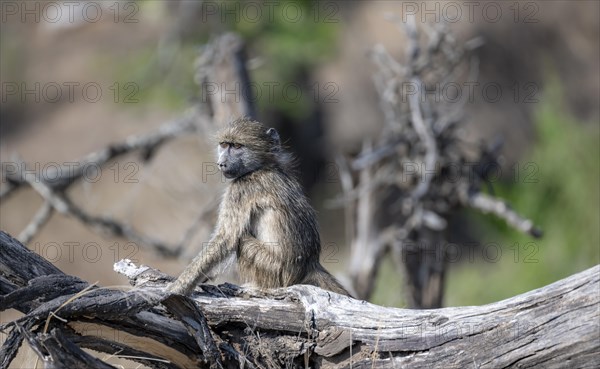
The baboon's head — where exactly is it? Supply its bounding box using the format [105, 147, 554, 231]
[216, 118, 287, 179]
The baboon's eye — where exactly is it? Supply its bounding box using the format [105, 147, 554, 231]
[219, 142, 229, 149]
[232, 143, 243, 149]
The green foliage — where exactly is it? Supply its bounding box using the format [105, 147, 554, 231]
[93, 1, 339, 118]
[371, 257, 407, 307]
[223, 0, 339, 118]
[228, 0, 338, 74]
[446, 83, 600, 306]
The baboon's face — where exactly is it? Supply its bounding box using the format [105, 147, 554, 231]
[217, 142, 262, 179]
[216, 119, 281, 179]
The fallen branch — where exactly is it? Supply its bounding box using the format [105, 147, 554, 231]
[1, 231, 598, 368]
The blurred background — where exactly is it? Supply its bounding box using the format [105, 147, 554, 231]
[1, 0, 598, 314]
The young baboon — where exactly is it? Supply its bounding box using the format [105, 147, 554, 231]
[168, 118, 350, 296]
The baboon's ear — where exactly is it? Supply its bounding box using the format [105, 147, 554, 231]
[266, 128, 280, 147]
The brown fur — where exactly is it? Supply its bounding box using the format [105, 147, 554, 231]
[168, 118, 349, 296]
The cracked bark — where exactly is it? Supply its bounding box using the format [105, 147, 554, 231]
[1, 231, 598, 368]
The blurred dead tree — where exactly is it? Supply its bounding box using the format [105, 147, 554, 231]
[339, 16, 541, 307]
[0, 33, 253, 258]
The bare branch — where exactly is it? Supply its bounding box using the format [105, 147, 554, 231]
[3, 110, 201, 192]
[466, 192, 543, 238]
[17, 202, 54, 245]
[407, 77, 438, 201]
[20, 166, 181, 256]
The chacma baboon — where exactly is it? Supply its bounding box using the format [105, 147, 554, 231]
[168, 118, 350, 296]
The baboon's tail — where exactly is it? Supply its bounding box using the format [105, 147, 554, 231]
[303, 264, 352, 297]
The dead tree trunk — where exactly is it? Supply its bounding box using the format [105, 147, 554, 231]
[1, 231, 598, 368]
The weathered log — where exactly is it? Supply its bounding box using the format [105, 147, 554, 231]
[1, 231, 598, 368]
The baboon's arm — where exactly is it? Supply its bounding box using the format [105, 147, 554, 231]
[168, 227, 235, 295]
